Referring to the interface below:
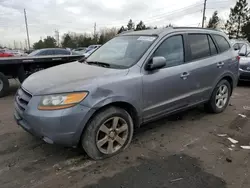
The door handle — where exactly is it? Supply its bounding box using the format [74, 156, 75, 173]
[180, 72, 190, 79]
[217, 62, 224, 68]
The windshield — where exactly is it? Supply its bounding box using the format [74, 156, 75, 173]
[87, 35, 156, 68]
[28, 49, 41, 56]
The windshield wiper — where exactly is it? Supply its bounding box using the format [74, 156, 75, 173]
[86, 61, 110, 68]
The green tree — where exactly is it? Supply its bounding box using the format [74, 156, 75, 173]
[61, 34, 75, 48]
[242, 21, 250, 42]
[98, 33, 105, 44]
[43, 36, 57, 48]
[118, 26, 126, 34]
[127, 19, 135, 30]
[98, 28, 117, 44]
[135, 21, 146, 31]
[225, 0, 250, 38]
[166, 23, 173, 28]
[207, 11, 220, 29]
[33, 40, 44, 49]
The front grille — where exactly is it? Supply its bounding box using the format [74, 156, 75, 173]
[15, 88, 32, 111]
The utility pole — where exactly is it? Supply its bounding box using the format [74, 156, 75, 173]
[55, 30, 60, 47]
[14, 40, 16, 49]
[24, 9, 31, 50]
[20, 42, 23, 50]
[202, 0, 207, 28]
[94, 22, 97, 43]
[24, 39, 27, 50]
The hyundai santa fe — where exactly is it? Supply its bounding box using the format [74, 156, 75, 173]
[14, 27, 239, 160]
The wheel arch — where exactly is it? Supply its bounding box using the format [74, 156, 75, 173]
[213, 72, 235, 96]
[77, 100, 141, 147]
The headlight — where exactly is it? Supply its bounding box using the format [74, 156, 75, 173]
[38, 92, 88, 110]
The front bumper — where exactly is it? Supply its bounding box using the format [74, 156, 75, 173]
[14, 95, 94, 147]
[239, 68, 250, 81]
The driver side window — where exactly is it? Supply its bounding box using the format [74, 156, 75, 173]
[154, 35, 184, 68]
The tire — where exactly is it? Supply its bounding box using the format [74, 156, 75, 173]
[81, 107, 134, 160]
[204, 79, 231, 113]
[0, 72, 9, 98]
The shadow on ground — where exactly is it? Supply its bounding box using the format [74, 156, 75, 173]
[84, 154, 226, 188]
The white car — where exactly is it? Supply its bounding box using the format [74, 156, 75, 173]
[83, 48, 97, 58]
[11, 50, 27, 56]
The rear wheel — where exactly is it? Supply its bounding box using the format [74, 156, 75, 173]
[205, 79, 231, 113]
[0, 72, 9, 98]
[81, 107, 134, 160]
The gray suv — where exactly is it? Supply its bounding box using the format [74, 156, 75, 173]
[14, 27, 239, 160]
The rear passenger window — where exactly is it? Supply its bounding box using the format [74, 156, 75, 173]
[154, 35, 184, 67]
[213, 35, 230, 52]
[208, 35, 217, 55]
[60, 50, 70, 55]
[189, 34, 210, 60]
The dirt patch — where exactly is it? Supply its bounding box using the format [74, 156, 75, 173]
[85, 154, 226, 188]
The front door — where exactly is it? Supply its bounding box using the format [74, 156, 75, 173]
[142, 34, 194, 121]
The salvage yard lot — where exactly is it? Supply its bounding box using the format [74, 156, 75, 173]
[0, 80, 250, 188]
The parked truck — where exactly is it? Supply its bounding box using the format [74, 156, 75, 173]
[0, 55, 84, 97]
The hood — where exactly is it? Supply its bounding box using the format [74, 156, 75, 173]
[22, 61, 128, 95]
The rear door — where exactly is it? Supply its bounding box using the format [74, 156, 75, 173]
[184, 33, 220, 103]
[212, 34, 237, 78]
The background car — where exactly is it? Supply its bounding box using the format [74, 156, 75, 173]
[84, 45, 101, 53]
[73, 47, 87, 52]
[82, 47, 99, 58]
[0, 49, 14, 57]
[238, 43, 250, 81]
[28, 48, 72, 56]
[11, 50, 27, 57]
[231, 39, 250, 54]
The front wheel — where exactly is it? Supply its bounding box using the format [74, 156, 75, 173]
[81, 107, 134, 160]
[205, 79, 231, 113]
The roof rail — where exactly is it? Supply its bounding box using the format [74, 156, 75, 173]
[119, 29, 135, 34]
[172, 27, 222, 32]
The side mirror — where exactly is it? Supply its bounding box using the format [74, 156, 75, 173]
[146, 56, 166, 71]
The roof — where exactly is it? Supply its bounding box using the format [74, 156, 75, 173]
[120, 27, 222, 37]
[38, 48, 69, 51]
[120, 28, 169, 36]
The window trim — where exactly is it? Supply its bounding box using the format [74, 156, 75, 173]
[143, 33, 186, 70]
[207, 34, 218, 56]
[211, 34, 231, 53]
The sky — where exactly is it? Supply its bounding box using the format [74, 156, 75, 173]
[0, 0, 239, 48]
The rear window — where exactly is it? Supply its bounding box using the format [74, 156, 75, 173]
[54, 49, 70, 55]
[188, 34, 210, 60]
[213, 35, 230, 52]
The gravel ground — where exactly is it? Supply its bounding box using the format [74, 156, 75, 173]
[0, 80, 250, 188]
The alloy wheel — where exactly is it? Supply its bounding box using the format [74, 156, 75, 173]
[215, 84, 229, 109]
[96, 117, 129, 154]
